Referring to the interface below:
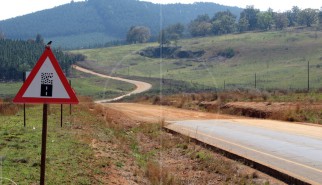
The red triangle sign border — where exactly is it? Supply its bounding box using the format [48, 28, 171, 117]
[13, 47, 79, 104]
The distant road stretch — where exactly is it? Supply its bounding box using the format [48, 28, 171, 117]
[72, 65, 152, 103]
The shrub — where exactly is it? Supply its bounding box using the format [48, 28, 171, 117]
[218, 47, 235, 58]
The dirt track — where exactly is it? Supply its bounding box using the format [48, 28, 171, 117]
[103, 103, 238, 123]
[73, 65, 152, 103]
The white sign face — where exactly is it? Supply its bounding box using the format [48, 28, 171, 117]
[22, 57, 70, 99]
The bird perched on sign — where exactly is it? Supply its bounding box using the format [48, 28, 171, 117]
[45, 41, 52, 48]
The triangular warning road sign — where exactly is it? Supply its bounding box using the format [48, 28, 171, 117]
[13, 47, 79, 104]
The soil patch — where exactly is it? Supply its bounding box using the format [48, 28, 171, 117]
[221, 102, 322, 121]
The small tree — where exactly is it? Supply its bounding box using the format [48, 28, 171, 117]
[126, 26, 151, 44]
[158, 29, 170, 48]
[35, 33, 44, 44]
[162, 23, 185, 46]
[238, 17, 249, 33]
[298, 8, 319, 27]
[211, 10, 237, 35]
[318, 9, 322, 25]
[275, 13, 289, 30]
[166, 23, 185, 39]
[239, 6, 260, 31]
[0, 31, 4, 40]
[188, 14, 212, 37]
[287, 6, 301, 26]
[257, 12, 274, 31]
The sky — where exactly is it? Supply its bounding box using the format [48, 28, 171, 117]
[0, 0, 321, 21]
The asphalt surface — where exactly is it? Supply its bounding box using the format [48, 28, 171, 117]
[166, 119, 322, 185]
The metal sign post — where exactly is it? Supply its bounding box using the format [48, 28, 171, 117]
[61, 104, 63, 127]
[69, 80, 72, 115]
[23, 72, 26, 127]
[13, 44, 78, 185]
[40, 104, 48, 185]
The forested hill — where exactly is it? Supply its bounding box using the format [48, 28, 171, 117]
[0, 0, 242, 48]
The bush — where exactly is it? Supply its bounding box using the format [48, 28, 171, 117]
[218, 47, 235, 58]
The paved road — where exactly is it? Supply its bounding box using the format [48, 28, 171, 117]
[72, 65, 152, 103]
[166, 119, 322, 185]
[71, 66, 322, 183]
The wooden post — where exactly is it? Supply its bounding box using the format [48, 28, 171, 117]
[308, 61, 310, 92]
[23, 104, 26, 127]
[61, 104, 63, 128]
[40, 104, 48, 185]
[69, 80, 72, 115]
[23, 72, 26, 127]
[255, 73, 257, 89]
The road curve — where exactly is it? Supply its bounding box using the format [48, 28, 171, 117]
[72, 65, 152, 103]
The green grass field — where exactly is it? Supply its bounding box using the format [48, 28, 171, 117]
[73, 28, 322, 91]
[0, 83, 22, 98]
[0, 104, 96, 184]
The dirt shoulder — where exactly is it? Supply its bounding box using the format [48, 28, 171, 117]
[103, 102, 239, 123]
[101, 103, 286, 185]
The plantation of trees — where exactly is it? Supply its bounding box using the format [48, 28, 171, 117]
[0, 37, 85, 81]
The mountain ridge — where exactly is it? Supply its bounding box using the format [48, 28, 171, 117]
[0, 0, 242, 48]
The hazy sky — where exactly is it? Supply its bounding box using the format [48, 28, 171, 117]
[0, 0, 321, 21]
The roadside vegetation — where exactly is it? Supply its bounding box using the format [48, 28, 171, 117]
[1, 97, 284, 184]
[0, 98, 98, 184]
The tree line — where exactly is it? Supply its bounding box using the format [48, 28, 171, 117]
[126, 6, 322, 45]
[0, 0, 241, 48]
[0, 35, 85, 81]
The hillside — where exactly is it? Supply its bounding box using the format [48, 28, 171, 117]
[0, 0, 242, 49]
[73, 28, 322, 91]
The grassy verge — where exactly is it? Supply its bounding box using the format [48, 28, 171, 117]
[103, 107, 281, 185]
[0, 98, 108, 184]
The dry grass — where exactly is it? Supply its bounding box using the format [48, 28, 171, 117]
[0, 98, 21, 115]
[146, 161, 179, 185]
[102, 111, 277, 184]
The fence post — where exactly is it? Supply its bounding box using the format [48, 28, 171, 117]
[255, 73, 257, 89]
[307, 61, 310, 92]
